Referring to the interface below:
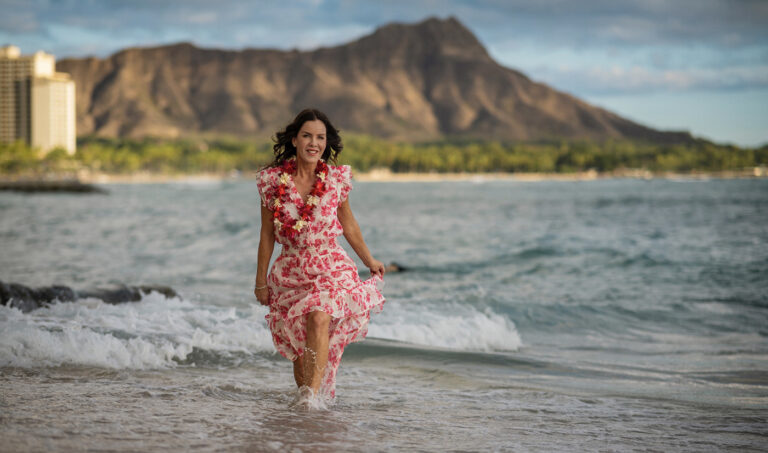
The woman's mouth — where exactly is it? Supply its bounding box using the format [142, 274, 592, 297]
[306, 149, 319, 156]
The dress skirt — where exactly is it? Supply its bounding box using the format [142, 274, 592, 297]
[266, 239, 385, 398]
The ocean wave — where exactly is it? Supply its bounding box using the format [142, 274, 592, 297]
[0, 292, 275, 369]
[0, 291, 523, 370]
[369, 300, 522, 352]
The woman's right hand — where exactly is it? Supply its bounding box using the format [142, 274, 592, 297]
[254, 287, 269, 306]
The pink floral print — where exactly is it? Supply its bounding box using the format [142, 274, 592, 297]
[256, 163, 385, 398]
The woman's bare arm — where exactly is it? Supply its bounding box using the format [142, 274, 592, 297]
[255, 204, 275, 304]
[337, 197, 385, 277]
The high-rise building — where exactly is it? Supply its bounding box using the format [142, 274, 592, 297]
[0, 45, 76, 154]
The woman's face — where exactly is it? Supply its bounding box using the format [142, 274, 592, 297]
[292, 119, 327, 166]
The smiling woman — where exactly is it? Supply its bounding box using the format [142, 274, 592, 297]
[253, 108, 386, 408]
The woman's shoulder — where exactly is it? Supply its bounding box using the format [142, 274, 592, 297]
[327, 164, 352, 180]
[258, 165, 282, 177]
[257, 165, 282, 182]
[256, 166, 283, 196]
[256, 166, 283, 207]
[326, 164, 352, 201]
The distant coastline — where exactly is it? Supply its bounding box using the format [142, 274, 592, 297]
[50, 167, 766, 184]
[4, 169, 764, 194]
[352, 168, 768, 182]
[4, 136, 767, 184]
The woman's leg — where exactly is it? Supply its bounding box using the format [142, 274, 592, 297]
[303, 311, 331, 394]
[292, 358, 305, 388]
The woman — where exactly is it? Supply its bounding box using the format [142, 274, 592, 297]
[254, 108, 386, 405]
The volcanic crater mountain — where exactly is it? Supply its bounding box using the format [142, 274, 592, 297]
[57, 17, 692, 143]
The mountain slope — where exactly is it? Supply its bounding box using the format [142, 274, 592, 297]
[57, 17, 692, 143]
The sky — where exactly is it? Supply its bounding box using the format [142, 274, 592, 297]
[2, 0, 767, 147]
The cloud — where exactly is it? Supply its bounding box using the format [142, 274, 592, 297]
[179, 11, 219, 25]
[584, 88, 768, 147]
[0, 0, 41, 33]
[3, 0, 768, 95]
[5, 0, 765, 52]
[2, 0, 765, 145]
[467, 0, 768, 47]
[528, 64, 768, 95]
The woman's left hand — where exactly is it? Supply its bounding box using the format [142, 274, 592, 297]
[367, 258, 385, 279]
[254, 286, 270, 306]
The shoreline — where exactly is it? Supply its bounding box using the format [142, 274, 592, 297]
[1, 167, 766, 185]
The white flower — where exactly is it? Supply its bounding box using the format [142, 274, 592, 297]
[273, 219, 282, 229]
[318, 172, 326, 182]
[293, 219, 307, 231]
[273, 198, 281, 208]
[279, 173, 290, 185]
[306, 195, 320, 206]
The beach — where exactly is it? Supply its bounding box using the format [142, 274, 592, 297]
[17, 165, 758, 186]
[1, 177, 767, 451]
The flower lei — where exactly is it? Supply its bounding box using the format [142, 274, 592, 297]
[271, 158, 328, 241]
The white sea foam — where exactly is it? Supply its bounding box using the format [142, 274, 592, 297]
[0, 291, 522, 370]
[369, 300, 522, 352]
[0, 292, 275, 369]
[289, 386, 331, 411]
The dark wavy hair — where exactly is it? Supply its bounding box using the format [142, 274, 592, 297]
[266, 108, 343, 168]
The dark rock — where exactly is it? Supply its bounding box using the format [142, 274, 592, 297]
[79, 285, 178, 304]
[33, 285, 77, 303]
[0, 180, 107, 193]
[0, 281, 178, 313]
[385, 262, 408, 273]
[0, 282, 41, 313]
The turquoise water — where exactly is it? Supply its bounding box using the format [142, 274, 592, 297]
[1, 178, 767, 451]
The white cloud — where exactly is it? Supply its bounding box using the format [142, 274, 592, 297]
[586, 88, 768, 147]
[180, 12, 219, 25]
[530, 64, 768, 95]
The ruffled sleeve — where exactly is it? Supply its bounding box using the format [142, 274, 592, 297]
[335, 165, 353, 203]
[256, 167, 277, 210]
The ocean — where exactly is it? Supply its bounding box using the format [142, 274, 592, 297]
[1, 177, 767, 451]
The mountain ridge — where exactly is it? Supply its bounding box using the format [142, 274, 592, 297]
[57, 16, 693, 144]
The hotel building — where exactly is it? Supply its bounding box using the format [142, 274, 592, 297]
[0, 45, 76, 154]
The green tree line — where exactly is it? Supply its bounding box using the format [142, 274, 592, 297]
[2, 135, 767, 176]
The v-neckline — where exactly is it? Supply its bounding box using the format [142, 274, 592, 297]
[289, 173, 314, 207]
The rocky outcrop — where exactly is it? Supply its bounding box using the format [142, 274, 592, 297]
[57, 17, 693, 144]
[0, 281, 179, 313]
[0, 180, 106, 193]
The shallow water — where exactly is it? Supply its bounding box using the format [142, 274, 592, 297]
[1, 177, 767, 451]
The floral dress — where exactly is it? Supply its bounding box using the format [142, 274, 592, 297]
[256, 160, 385, 398]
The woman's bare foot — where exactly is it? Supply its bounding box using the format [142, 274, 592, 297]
[290, 385, 328, 411]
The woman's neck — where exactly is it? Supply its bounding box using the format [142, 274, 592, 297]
[294, 158, 317, 179]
